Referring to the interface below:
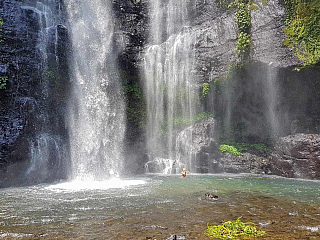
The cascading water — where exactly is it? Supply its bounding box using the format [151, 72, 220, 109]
[144, 0, 200, 173]
[21, 0, 68, 183]
[264, 64, 281, 140]
[66, 0, 125, 181]
[27, 134, 67, 182]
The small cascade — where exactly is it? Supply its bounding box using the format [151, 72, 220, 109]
[264, 65, 281, 140]
[145, 157, 182, 174]
[65, 0, 125, 181]
[26, 134, 68, 182]
[144, 0, 199, 173]
[19, 1, 68, 183]
[21, 2, 55, 98]
[175, 125, 194, 172]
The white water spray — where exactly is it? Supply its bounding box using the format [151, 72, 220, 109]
[144, 0, 199, 173]
[66, 0, 125, 181]
[265, 65, 281, 139]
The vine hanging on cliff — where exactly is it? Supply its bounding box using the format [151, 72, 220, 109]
[229, 0, 269, 58]
[229, 0, 252, 58]
[282, 0, 320, 68]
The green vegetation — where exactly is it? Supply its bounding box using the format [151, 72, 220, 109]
[160, 112, 214, 134]
[211, 61, 249, 94]
[229, 0, 269, 58]
[223, 141, 270, 153]
[43, 70, 55, 79]
[120, 68, 146, 130]
[229, 0, 252, 58]
[234, 0, 251, 33]
[282, 0, 320, 68]
[123, 82, 143, 99]
[219, 144, 242, 156]
[201, 83, 210, 99]
[236, 32, 252, 56]
[0, 76, 8, 90]
[193, 112, 214, 122]
[173, 112, 214, 128]
[204, 217, 266, 239]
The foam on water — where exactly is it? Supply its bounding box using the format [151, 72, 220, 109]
[46, 178, 146, 191]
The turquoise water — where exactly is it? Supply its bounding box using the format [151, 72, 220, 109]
[0, 174, 319, 239]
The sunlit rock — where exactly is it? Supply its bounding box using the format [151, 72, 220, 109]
[269, 134, 320, 179]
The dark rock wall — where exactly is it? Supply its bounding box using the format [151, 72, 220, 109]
[113, 0, 149, 175]
[0, 0, 70, 186]
[206, 63, 320, 143]
[269, 134, 320, 179]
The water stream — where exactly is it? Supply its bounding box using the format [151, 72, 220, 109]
[65, 0, 125, 181]
[0, 174, 319, 239]
[144, 0, 200, 173]
[20, 0, 67, 183]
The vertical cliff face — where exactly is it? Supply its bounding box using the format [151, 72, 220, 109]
[0, 0, 70, 186]
[0, 0, 319, 182]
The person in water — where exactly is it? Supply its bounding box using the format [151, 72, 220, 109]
[181, 168, 190, 178]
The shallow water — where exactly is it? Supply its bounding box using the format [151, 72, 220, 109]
[1, 174, 320, 239]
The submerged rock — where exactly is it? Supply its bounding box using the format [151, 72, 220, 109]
[205, 192, 218, 199]
[269, 134, 320, 179]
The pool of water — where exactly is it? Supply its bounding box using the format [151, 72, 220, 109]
[1, 174, 320, 239]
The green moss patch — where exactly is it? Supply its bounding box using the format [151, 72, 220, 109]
[204, 217, 266, 239]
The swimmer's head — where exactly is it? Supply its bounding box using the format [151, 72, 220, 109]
[182, 168, 187, 171]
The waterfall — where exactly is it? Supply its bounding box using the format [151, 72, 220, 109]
[264, 64, 281, 140]
[144, 0, 199, 173]
[65, 0, 125, 181]
[26, 134, 68, 182]
[21, 0, 68, 183]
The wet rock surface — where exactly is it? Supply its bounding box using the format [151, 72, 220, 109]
[0, 0, 40, 166]
[219, 152, 270, 174]
[0, 0, 70, 185]
[269, 134, 320, 179]
[250, 0, 300, 68]
[176, 118, 218, 173]
[136, 0, 299, 83]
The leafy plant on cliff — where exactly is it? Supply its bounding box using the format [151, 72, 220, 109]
[160, 112, 214, 135]
[123, 82, 143, 99]
[224, 141, 270, 153]
[120, 68, 146, 130]
[201, 83, 210, 99]
[229, 0, 269, 58]
[234, 0, 251, 33]
[204, 217, 266, 239]
[219, 144, 242, 156]
[236, 32, 252, 56]
[229, 0, 252, 58]
[0, 76, 7, 90]
[282, 0, 320, 67]
[173, 112, 214, 128]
